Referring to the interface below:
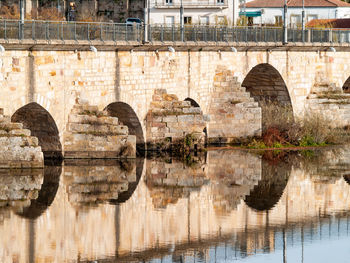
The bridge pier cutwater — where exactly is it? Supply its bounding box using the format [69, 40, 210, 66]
[2, 41, 350, 164]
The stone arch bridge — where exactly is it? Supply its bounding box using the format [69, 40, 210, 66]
[1, 41, 350, 160]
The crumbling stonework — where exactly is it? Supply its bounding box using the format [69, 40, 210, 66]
[64, 100, 136, 159]
[0, 108, 44, 168]
[208, 67, 262, 144]
[146, 89, 207, 152]
[306, 77, 350, 128]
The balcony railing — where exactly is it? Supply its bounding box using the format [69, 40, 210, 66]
[153, 0, 228, 8]
[1, 20, 350, 44]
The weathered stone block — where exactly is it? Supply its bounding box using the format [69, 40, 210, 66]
[9, 129, 31, 137]
[163, 116, 178, 123]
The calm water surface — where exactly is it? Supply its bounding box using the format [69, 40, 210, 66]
[1, 147, 350, 262]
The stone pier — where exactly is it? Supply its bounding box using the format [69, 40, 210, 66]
[0, 108, 43, 168]
[63, 100, 136, 159]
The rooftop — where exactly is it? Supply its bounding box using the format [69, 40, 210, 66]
[245, 0, 350, 8]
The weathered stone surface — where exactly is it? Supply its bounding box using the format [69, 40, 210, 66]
[306, 81, 350, 128]
[64, 99, 136, 158]
[0, 108, 44, 168]
[208, 67, 262, 144]
[146, 90, 206, 152]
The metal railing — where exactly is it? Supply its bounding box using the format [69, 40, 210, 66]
[1, 19, 350, 44]
[0, 20, 142, 42]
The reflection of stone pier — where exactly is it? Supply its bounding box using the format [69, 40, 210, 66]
[0, 169, 43, 216]
[207, 150, 262, 213]
[63, 159, 137, 205]
[145, 158, 209, 208]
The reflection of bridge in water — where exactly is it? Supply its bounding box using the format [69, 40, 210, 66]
[1, 148, 350, 262]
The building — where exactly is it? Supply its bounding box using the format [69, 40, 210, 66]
[1, 0, 240, 25]
[147, 0, 238, 26]
[241, 0, 350, 27]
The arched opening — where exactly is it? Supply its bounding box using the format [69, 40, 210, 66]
[242, 64, 293, 130]
[342, 77, 350, 93]
[344, 174, 350, 185]
[105, 102, 145, 154]
[11, 103, 62, 159]
[185, 98, 200, 108]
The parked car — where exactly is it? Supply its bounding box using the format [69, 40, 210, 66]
[126, 18, 143, 26]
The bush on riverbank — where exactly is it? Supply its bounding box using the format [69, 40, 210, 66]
[247, 103, 347, 149]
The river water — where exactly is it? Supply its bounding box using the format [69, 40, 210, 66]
[1, 147, 350, 262]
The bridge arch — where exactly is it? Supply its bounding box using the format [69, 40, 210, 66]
[105, 102, 145, 152]
[242, 63, 293, 129]
[185, 98, 201, 108]
[342, 76, 350, 93]
[11, 102, 62, 159]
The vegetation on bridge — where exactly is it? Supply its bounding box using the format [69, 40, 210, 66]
[245, 103, 349, 149]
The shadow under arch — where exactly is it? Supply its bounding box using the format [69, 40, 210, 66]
[105, 102, 145, 154]
[16, 162, 62, 220]
[344, 174, 350, 185]
[185, 97, 200, 108]
[11, 102, 62, 159]
[342, 76, 350, 93]
[242, 63, 293, 130]
[244, 153, 292, 212]
[184, 97, 207, 143]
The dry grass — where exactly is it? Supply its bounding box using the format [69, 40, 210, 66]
[260, 102, 347, 147]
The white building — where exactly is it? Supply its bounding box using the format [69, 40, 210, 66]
[148, 0, 239, 26]
[242, 0, 350, 27]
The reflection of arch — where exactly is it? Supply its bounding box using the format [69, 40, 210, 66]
[242, 64, 293, 130]
[185, 98, 200, 108]
[342, 77, 350, 93]
[11, 103, 62, 159]
[16, 162, 62, 219]
[105, 102, 145, 152]
[111, 157, 144, 204]
[244, 154, 291, 211]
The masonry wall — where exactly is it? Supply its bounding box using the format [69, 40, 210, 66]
[1, 48, 350, 153]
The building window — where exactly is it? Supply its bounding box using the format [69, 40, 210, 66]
[217, 16, 226, 25]
[307, 14, 318, 22]
[275, 16, 282, 26]
[184, 16, 192, 24]
[165, 16, 174, 25]
[166, 0, 173, 5]
[200, 16, 209, 25]
[290, 14, 301, 28]
[217, 0, 225, 4]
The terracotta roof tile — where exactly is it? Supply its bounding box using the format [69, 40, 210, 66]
[246, 0, 350, 8]
[306, 18, 350, 28]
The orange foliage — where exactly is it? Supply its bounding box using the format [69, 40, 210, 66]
[0, 4, 20, 19]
